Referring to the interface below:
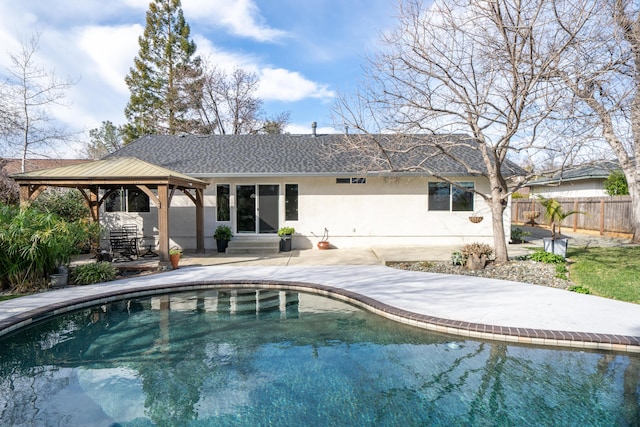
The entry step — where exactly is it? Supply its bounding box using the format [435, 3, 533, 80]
[225, 237, 280, 255]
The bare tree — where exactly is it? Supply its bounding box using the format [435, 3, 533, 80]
[191, 60, 289, 135]
[0, 33, 76, 172]
[546, 0, 640, 241]
[333, 0, 591, 262]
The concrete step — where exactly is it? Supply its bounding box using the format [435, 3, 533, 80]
[225, 237, 280, 255]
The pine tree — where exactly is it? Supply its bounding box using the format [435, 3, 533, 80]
[123, 0, 200, 143]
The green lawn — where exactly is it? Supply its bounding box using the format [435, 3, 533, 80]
[569, 246, 640, 304]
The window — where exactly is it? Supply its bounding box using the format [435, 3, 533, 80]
[452, 182, 474, 211]
[127, 188, 150, 212]
[336, 177, 366, 184]
[105, 189, 125, 212]
[428, 182, 474, 211]
[285, 184, 298, 221]
[105, 187, 149, 212]
[216, 184, 230, 221]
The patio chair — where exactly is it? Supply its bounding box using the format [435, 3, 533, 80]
[122, 224, 140, 254]
[109, 227, 139, 261]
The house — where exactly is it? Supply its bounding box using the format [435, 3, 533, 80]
[102, 133, 524, 251]
[526, 160, 620, 198]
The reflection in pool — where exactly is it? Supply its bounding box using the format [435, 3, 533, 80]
[0, 289, 638, 426]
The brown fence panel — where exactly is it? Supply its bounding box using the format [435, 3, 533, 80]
[511, 196, 633, 235]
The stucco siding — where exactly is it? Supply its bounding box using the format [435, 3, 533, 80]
[101, 175, 509, 251]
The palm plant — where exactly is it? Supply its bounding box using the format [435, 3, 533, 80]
[0, 203, 89, 291]
[537, 196, 583, 239]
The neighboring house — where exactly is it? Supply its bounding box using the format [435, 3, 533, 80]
[103, 133, 524, 251]
[1, 158, 91, 175]
[1, 158, 92, 204]
[526, 160, 620, 198]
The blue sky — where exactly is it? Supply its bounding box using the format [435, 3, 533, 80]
[0, 0, 397, 156]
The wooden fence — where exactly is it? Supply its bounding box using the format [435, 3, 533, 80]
[511, 196, 634, 236]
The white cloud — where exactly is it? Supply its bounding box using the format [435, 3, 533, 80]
[77, 24, 142, 94]
[192, 35, 259, 73]
[258, 68, 335, 102]
[194, 37, 335, 104]
[183, 0, 287, 42]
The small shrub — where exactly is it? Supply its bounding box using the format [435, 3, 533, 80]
[510, 227, 531, 242]
[32, 189, 89, 222]
[451, 251, 464, 266]
[568, 285, 591, 294]
[461, 242, 493, 258]
[530, 250, 565, 264]
[554, 263, 569, 280]
[72, 262, 117, 285]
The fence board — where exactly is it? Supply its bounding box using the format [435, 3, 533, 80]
[511, 196, 633, 235]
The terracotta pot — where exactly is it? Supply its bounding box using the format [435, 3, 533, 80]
[317, 241, 330, 250]
[170, 253, 180, 269]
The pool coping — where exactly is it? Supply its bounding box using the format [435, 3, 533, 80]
[1, 279, 639, 354]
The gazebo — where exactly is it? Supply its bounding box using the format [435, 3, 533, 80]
[11, 157, 208, 263]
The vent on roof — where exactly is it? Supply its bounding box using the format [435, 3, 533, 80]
[311, 121, 317, 137]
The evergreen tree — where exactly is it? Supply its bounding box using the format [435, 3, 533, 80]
[604, 170, 629, 196]
[86, 121, 122, 159]
[123, 0, 200, 143]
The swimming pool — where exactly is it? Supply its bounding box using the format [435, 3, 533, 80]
[0, 288, 638, 426]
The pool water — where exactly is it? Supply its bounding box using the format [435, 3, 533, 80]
[0, 289, 638, 426]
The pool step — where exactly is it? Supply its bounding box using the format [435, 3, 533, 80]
[225, 237, 280, 255]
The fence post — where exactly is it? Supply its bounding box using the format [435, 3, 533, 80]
[573, 199, 578, 231]
[600, 199, 605, 235]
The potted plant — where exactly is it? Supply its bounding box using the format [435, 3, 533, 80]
[277, 227, 295, 252]
[317, 228, 331, 250]
[461, 242, 493, 270]
[538, 196, 582, 258]
[169, 247, 182, 269]
[214, 225, 233, 253]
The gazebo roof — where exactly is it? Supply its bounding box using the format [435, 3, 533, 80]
[11, 156, 207, 189]
[12, 156, 208, 263]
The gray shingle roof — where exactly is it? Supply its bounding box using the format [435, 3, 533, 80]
[108, 134, 525, 177]
[527, 160, 620, 185]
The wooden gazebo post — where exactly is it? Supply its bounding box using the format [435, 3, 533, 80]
[196, 188, 205, 253]
[157, 184, 170, 264]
